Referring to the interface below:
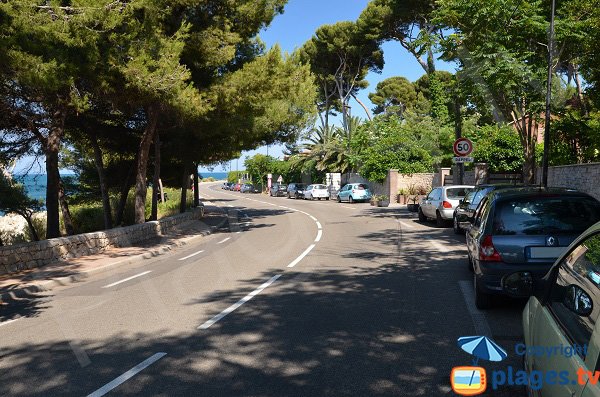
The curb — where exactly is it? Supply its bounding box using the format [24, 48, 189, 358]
[0, 213, 228, 304]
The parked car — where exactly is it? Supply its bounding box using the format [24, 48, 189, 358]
[269, 183, 288, 197]
[503, 220, 600, 397]
[336, 183, 372, 203]
[241, 183, 259, 193]
[453, 184, 521, 234]
[233, 183, 241, 192]
[304, 184, 329, 200]
[467, 187, 600, 309]
[287, 183, 307, 199]
[418, 185, 475, 227]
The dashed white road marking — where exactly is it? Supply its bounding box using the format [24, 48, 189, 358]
[0, 318, 20, 327]
[217, 237, 231, 244]
[101, 271, 152, 289]
[340, 205, 357, 210]
[287, 244, 316, 268]
[198, 274, 282, 330]
[178, 250, 205, 261]
[315, 229, 323, 242]
[87, 352, 167, 397]
[458, 280, 493, 337]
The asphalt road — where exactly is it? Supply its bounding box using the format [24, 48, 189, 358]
[0, 182, 528, 396]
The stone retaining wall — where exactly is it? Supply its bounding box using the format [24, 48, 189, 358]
[536, 162, 600, 202]
[0, 208, 204, 274]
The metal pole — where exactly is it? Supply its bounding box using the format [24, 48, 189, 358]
[542, 0, 556, 187]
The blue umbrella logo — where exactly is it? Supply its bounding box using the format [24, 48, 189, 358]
[458, 335, 507, 366]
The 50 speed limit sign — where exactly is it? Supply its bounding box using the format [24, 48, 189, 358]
[453, 138, 473, 157]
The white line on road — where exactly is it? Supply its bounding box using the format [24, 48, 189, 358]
[87, 352, 167, 397]
[101, 271, 152, 289]
[397, 220, 414, 229]
[340, 205, 357, 210]
[315, 229, 323, 242]
[287, 244, 316, 268]
[217, 237, 231, 244]
[316, 221, 322, 230]
[178, 250, 205, 261]
[309, 215, 317, 221]
[198, 274, 282, 330]
[458, 280, 493, 337]
[0, 318, 20, 327]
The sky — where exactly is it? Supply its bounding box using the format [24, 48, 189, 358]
[13, 0, 456, 174]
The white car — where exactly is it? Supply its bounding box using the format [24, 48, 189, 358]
[304, 184, 330, 200]
[418, 185, 474, 227]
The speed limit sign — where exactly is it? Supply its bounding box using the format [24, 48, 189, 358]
[453, 138, 473, 157]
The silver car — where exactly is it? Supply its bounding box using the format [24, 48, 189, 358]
[418, 185, 474, 227]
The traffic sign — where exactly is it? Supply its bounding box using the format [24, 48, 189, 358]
[267, 173, 272, 179]
[453, 138, 473, 157]
[453, 157, 474, 163]
[277, 175, 283, 183]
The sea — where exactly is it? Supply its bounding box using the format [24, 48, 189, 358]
[1, 172, 228, 216]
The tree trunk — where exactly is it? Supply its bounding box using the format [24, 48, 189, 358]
[115, 155, 137, 226]
[151, 130, 161, 221]
[45, 111, 66, 239]
[193, 163, 199, 207]
[90, 131, 113, 229]
[180, 162, 190, 214]
[59, 178, 75, 235]
[134, 105, 160, 224]
[20, 211, 39, 241]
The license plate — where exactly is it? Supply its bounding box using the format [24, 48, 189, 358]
[529, 247, 565, 259]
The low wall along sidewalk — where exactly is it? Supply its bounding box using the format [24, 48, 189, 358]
[0, 208, 204, 275]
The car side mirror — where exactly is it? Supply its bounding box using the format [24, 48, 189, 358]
[563, 285, 593, 317]
[503, 272, 534, 297]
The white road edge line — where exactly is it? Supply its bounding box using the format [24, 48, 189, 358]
[316, 221, 322, 230]
[101, 271, 152, 289]
[458, 280, 493, 337]
[0, 318, 20, 327]
[315, 229, 323, 242]
[287, 244, 316, 268]
[178, 250, 205, 261]
[198, 274, 282, 330]
[217, 237, 231, 244]
[86, 352, 167, 397]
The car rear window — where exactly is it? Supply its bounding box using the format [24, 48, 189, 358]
[314, 184, 326, 189]
[493, 196, 600, 236]
[357, 184, 368, 190]
[446, 187, 473, 199]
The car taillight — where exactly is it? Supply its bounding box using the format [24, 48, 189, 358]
[479, 235, 502, 262]
[442, 201, 452, 209]
[352, 189, 356, 193]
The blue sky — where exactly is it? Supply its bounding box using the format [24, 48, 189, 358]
[14, 0, 456, 174]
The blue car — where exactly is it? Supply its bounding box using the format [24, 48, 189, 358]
[336, 183, 372, 203]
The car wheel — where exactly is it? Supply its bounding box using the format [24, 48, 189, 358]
[418, 207, 426, 222]
[453, 215, 462, 235]
[474, 275, 493, 310]
[436, 211, 446, 228]
[326, 197, 329, 201]
[318, 197, 321, 201]
[337, 195, 341, 203]
[349, 196, 354, 204]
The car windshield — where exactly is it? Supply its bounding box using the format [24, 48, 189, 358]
[493, 196, 600, 235]
[314, 185, 326, 189]
[446, 187, 473, 199]
[471, 187, 494, 205]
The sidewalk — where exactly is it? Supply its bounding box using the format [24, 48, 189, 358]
[0, 207, 228, 303]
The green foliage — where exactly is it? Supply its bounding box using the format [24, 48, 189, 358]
[368, 77, 417, 115]
[466, 125, 524, 172]
[227, 171, 245, 183]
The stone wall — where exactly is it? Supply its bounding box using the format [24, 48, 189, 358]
[388, 170, 435, 197]
[0, 208, 204, 274]
[536, 162, 600, 202]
